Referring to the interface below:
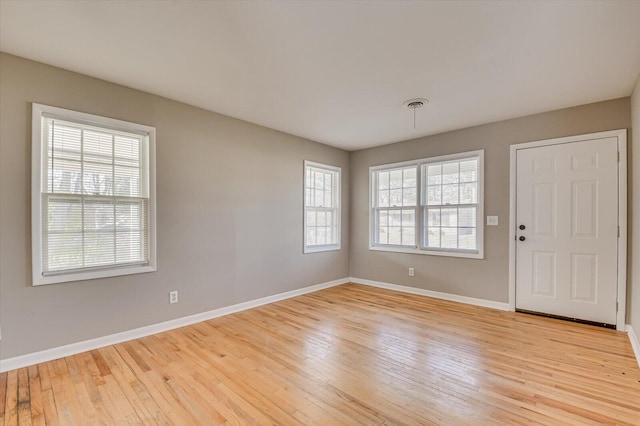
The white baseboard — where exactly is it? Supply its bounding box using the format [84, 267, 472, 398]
[626, 324, 640, 368]
[0, 277, 349, 373]
[349, 277, 511, 311]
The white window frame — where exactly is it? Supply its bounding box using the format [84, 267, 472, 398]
[369, 150, 484, 259]
[303, 160, 341, 253]
[31, 103, 157, 285]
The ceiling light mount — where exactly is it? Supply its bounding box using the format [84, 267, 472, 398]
[403, 98, 430, 129]
[403, 98, 430, 109]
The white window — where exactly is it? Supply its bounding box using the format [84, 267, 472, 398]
[304, 161, 341, 253]
[32, 103, 156, 285]
[370, 150, 484, 259]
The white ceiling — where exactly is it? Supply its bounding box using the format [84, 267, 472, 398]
[1, 1, 640, 151]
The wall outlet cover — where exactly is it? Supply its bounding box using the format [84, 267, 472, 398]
[486, 216, 499, 226]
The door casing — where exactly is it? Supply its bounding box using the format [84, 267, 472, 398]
[508, 129, 627, 331]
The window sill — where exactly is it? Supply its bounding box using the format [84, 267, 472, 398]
[304, 244, 341, 254]
[369, 245, 484, 259]
[33, 264, 157, 286]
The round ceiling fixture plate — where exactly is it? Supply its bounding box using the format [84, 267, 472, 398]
[403, 98, 430, 109]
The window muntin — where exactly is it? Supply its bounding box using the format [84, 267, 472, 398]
[370, 151, 483, 259]
[304, 161, 341, 252]
[32, 104, 156, 285]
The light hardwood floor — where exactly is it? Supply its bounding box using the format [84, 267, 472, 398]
[2, 283, 639, 425]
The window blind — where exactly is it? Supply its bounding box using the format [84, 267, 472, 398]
[41, 117, 150, 275]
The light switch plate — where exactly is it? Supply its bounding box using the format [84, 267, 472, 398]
[486, 216, 499, 226]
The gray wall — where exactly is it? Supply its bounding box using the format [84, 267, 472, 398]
[0, 53, 350, 359]
[349, 98, 631, 306]
[1, 52, 636, 362]
[630, 75, 640, 331]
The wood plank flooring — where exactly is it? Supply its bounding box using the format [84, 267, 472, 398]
[2, 283, 639, 425]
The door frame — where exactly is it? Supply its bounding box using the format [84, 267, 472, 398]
[508, 129, 627, 331]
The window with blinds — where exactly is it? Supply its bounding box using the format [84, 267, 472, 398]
[304, 161, 341, 253]
[370, 150, 484, 259]
[32, 104, 156, 285]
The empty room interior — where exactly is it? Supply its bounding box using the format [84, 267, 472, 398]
[1, 1, 640, 424]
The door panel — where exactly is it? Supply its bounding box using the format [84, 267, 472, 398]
[515, 137, 618, 325]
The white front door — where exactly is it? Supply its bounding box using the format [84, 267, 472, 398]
[515, 136, 619, 325]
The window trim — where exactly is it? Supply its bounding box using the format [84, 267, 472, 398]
[369, 150, 484, 259]
[303, 160, 341, 253]
[31, 103, 157, 286]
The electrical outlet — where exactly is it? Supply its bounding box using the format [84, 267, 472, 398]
[169, 290, 178, 304]
[408, 267, 415, 277]
[486, 216, 499, 226]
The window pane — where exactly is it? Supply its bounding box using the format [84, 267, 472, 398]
[317, 227, 326, 245]
[378, 210, 388, 227]
[401, 210, 415, 228]
[378, 189, 389, 207]
[114, 165, 141, 197]
[306, 169, 313, 189]
[403, 167, 416, 188]
[441, 208, 457, 227]
[388, 227, 401, 245]
[114, 135, 140, 167]
[47, 233, 83, 270]
[459, 182, 477, 204]
[307, 208, 316, 226]
[390, 189, 402, 206]
[427, 208, 440, 227]
[459, 228, 477, 250]
[442, 162, 459, 184]
[389, 211, 401, 226]
[83, 162, 113, 196]
[378, 171, 389, 190]
[427, 164, 441, 185]
[84, 232, 115, 266]
[441, 227, 458, 248]
[84, 200, 114, 231]
[459, 159, 478, 183]
[324, 190, 332, 207]
[84, 130, 113, 163]
[50, 159, 82, 194]
[427, 185, 441, 205]
[317, 211, 326, 226]
[378, 226, 388, 244]
[442, 184, 459, 205]
[315, 172, 324, 190]
[116, 231, 142, 263]
[50, 123, 81, 161]
[427, 228, 440, 248]
[324, 173, 332, 191]
[402, 187, 416, 206]
[401, 209, 416, 246]
[47, 198, 82, 233]
[458, 207, 476, 227]
[401, 227, 415, 246]
[389, 170, 403, 189]
[307, 228, 316, 245]
[116, 202, 142, 231]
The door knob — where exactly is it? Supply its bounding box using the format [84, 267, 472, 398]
[519, 236, 526, 241]
[519, 224, 526, 230]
